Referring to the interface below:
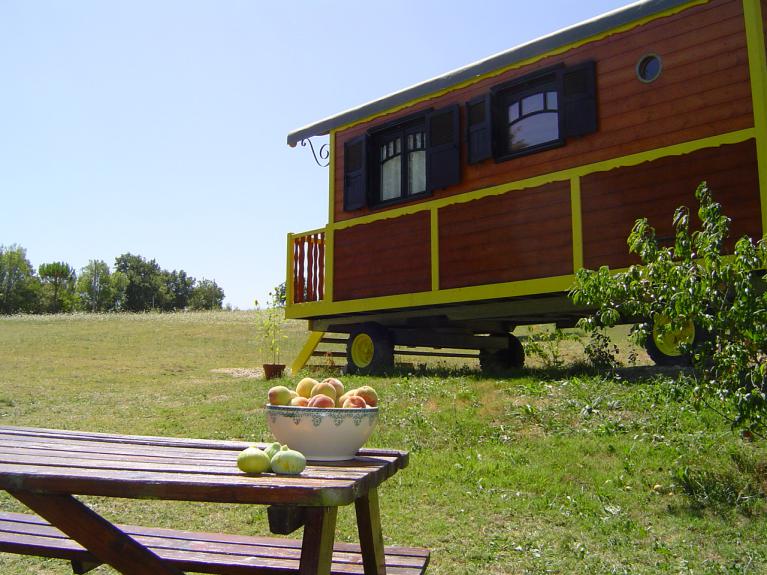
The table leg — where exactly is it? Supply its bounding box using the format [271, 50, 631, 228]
[8, 489, 184, 575]
[355, 487, 387, 575]
[299, 506, 337, 575]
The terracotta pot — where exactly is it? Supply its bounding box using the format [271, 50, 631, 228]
[263, 364, 286, 380]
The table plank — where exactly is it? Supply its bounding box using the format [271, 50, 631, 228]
[8, 490, 184, 575]
[0, 463, 362, 507]
[0, 426, 409, 464]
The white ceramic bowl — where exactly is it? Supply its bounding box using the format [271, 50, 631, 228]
[266, 405, 379, 461]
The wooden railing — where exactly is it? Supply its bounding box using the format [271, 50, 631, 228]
[291, 231, 325, 304]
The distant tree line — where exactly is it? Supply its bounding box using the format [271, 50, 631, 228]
[0, 244, 225, 314]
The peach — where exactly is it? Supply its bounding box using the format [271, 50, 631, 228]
[296, 377, 318, 398]
[354, 385, 378, 407]
[268, 386, 293, 406]
[342, 395, 367, 409]
[338, 389, 358, 405]
[322, 377, 344, 400]
[311, 381, 337, 402]
[290, 396, 309, 407]
[307, 394, 335, 408]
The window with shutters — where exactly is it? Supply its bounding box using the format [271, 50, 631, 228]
[467, 61, 598, 165]
[343, 106, 460, 211]
[376, 119, 427, 203]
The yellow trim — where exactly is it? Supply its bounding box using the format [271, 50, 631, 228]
[332, 129, 755, 231]
[328, 131, 336, 225]
[743, 0, 767, 236]
[288, 128, 756, 319]
[570, 176, 583, 272]
[430, 208, 440, 291]
[286, 275, 574, 319]
[333, 1, 709, 134]
[290, 331, 325, 374]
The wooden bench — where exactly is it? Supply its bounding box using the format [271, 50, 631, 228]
[0, 511, 430, 574]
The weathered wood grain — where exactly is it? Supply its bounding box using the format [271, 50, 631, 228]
[580, 140, 760, 270]
[439, 182, 573, 289]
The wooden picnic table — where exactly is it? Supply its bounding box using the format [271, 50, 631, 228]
[0, 425, 426, 575]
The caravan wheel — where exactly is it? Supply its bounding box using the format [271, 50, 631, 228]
[346, 324, 394, 375]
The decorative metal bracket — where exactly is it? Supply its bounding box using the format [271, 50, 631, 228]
[300, 138, 329, 168]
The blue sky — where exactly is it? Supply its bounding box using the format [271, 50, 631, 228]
[1, 0, 629, 310]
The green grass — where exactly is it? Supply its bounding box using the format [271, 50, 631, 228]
[1, 312, 766, 574]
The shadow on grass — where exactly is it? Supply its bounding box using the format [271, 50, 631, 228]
[330, 361, 692, 385]
[667, 455, 767, 517]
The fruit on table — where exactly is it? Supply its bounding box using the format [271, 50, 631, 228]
[354, 385, 378, 407]
[310, 381, 337, 402]
[270, 446, 307, 475]
[296, 377, 318, 398]
[342, 395, 367, 408]
[263, 442, 282, 462]
[237, 446, 271, 474]
[268, 386, 294, 406]
[307, 394, 335, 408]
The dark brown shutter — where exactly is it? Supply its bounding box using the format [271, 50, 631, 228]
[343, 135, 368, 211]
[562, 61, 598, 138]
[427, 105, 460, 191]
[466, 94, 492, 164]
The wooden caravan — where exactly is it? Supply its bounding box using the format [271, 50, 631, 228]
[286, 0, 767, 373]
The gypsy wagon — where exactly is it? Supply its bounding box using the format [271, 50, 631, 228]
[285, 0, 767, 373]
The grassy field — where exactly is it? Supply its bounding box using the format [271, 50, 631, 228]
[1, 311, 765, 574]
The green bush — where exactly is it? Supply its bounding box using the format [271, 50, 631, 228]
[570, 183, 767, 433]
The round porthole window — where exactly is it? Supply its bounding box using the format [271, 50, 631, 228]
[636, 54, 662, 83]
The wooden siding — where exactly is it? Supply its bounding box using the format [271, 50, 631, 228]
[580, 140, 761, 270]
[333, 212, 431, 301]
[333, 0, 752, 223]
[439, 182, 572, 289]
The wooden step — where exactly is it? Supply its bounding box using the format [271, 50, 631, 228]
[0, 511, 430, 574]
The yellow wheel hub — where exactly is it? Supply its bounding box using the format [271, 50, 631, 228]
[350, 333, 375, 368]
[652, 316, 696, 357]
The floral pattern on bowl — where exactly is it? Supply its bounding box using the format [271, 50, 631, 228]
[266, 404, 378, 461]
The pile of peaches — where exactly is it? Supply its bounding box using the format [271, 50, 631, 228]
[267, 377, 378, 409]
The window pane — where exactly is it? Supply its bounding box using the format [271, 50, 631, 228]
[546, 91, 558, 110]
[508, 102, 519, 122]
[380, 144, 387, 161]
[408, 150, 426, 195]
[522, 93, 544, 114]
[381, 156, 401, 200]
[409, 131, 425, 150]
[509, 112, 559, 151]
[395, 138, 401, 154]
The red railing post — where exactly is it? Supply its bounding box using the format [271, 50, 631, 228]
[289, 231, 326, 304]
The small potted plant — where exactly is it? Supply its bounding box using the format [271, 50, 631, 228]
[256, 289, 287, 379]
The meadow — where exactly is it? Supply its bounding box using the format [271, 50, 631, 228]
[0, 311, 765, 574]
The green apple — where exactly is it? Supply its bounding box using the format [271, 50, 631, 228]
[236, 446, 271, 474]
[270, 446, 306, 475]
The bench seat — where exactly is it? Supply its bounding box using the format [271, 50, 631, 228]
[0, 511, 429, 574]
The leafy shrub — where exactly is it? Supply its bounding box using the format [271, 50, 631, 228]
[524, 326, 579, 369]
[583, 330, 621, 372]
[570, 183, 767, 433]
